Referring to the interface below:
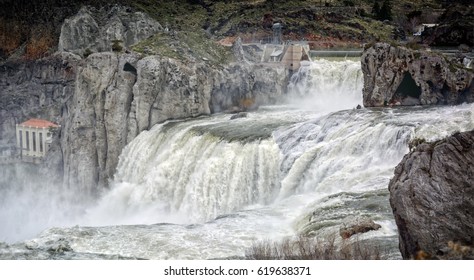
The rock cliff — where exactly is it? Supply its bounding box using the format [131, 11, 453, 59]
[58, 5, 162, 56]
[0, 6, 289, 194]
[0, 52, 78, 161]
[362, 43, 473, 107]
[64, 53, 287, 192]
[389, 130, 474, 259]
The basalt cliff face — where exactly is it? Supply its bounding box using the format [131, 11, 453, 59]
[389, 130, 474, 259]
[362, 43, 473, 107]
[0, 7, 288, 194]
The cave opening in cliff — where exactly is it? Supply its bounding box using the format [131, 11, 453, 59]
[394, 72, 421, 102]
[123, 62, 137, 75]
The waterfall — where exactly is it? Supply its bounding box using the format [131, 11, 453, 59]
[2, 59, 474, 260]
[83, 60, 366, 226]
[286, 59, 363, 112]
[84, 115, 283, 225]
[275, 109, 413, 199]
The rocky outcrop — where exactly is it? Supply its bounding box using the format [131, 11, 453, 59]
[339, 218, 382, 239]
[58, 6, 162, 56]
[389, 130, 474, 259]
[362, 43, 474, 107]
[1, 54, 287, 195]
[62, 52, 140, 193]
[127, 56, 213, 139]
[0, 5, 289, 195]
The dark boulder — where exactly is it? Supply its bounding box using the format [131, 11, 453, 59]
[423, 5, 474, 47]
[230, 112, 248, 120]
[389, 130, 474, 259]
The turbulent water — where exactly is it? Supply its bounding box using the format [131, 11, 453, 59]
[1, 59, 474, 259]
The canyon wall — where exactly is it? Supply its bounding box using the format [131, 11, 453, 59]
[0, 6, 288, 194]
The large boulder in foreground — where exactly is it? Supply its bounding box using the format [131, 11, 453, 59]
[362, 43, 473, 107]
[389, 130, 474, 259]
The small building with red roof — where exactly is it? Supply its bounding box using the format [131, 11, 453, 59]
[16, 118, 60, 158]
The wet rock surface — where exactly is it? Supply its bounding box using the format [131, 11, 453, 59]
[389, 130, 474, 259]
[339, 218, 382, 239]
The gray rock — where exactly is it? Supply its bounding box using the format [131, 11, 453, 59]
[0, 51, 79, 173]
[389, 130, 474, 259]
[62, 52, 140, 193]
[59, 6, 162, 55]
[58, 7, 100, 54]
[362, 43, 474, 107]
[1, 51, 288, 194]
[127, 56, 213, 139]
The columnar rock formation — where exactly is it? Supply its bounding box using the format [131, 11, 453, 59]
[0, 6, 289, 194]
[389, 130, 474, 259]
[362, 43, 473, 107]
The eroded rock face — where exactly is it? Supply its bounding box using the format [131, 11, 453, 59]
[389, 130, 474, 259]
[1, 54, 288, 194]
[0, 52, 79, 171]
[58, 6, 162, 55]
[128, 56, 213, 139]
[362, 43, 473, 107]
[62, 52, 140, 193]
[1, 5, 288, 195]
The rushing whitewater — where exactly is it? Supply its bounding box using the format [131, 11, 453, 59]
[1, 59, 474, 259]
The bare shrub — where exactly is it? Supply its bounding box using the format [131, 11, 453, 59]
[246, 235, 385, 260]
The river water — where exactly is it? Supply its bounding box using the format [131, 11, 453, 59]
[1, 59, 473, 259]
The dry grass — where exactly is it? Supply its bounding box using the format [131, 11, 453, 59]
[246, 235, 385, 260]
[25, 25, 55, 59]
[0, 19, 26, 57]
[416, 241, 474, 260]
[0, 20, 55, 60]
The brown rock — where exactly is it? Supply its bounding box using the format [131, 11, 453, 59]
[339, 218, 382, 239]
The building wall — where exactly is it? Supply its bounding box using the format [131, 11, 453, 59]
[281, 45, 304, 71]
[16, 125, 52, 158]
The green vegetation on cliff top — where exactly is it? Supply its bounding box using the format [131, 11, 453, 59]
[0, 0, 471, 60]
[132, 28, 233, 65]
